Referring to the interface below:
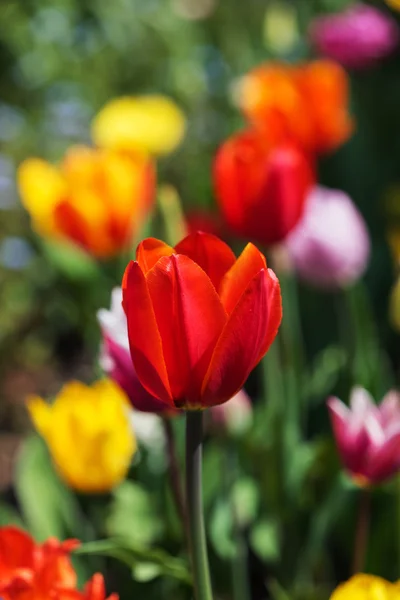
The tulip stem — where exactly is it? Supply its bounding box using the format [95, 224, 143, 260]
[162, 418, 189, 541]
[186, 411, 213, 600]
[352, 488, 370, 574]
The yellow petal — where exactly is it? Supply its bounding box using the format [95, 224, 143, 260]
[27, 396, 52, 437]
[92, 95, 186, 156]
[17, 158, 66, 234]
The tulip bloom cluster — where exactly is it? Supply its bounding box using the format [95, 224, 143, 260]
[122, 231, 282, 410]
[17, 94, 186, 259]
[328, 387, 400, 485]
[214, 59, 353, 246]
[0, 526, 117, 600]
[28, 379, 136, 493]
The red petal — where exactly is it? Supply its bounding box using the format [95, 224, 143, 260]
[201, 269, 281, 406]
[174, 231, 236, 291]
[255, 268, 282, 362]
[220, 243, 266, 314]
[122, 261, 173, 406]
[146, 254, 227, 407]
[136, 238, 175, 273]
[0, 527, 35, 578]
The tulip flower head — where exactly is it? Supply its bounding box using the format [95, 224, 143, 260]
[92, 95, 186, 156]
[330, 574, 400, 600]
[328, 387, 400, 485]
[0, 526, 117, 600]
[122, 231, 282, 410]
[214, 129, 314, 246]
[239, 60, 353, 154]
[0, 526, 79, 599]
[310, 3, 399, 69]
[28, 379, 136, 493]
[18, 146, 154, 258]
[285, 185, 370, 289]
[98, 288, 171, 414]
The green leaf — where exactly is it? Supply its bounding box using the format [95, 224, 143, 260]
[232, 477, 259, 528]
[107, 481, 162, 545]
[14, 435, 83, 541]
[41, 239, 101, 282]
[76, 538, 191, 585]
[209, 498, 235, 559]
[0, 502, 24, 528]
[250, 519, 280, 562]
[303, 345, 347, 404]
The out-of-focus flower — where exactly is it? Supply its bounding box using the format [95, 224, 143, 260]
[386, 0, 400, 12]
[330, 574, 400, 599]
[122, 231, 282, 410]
[0, 527, 118, 600]
[211, 389, 253, 436]
[98, 288, 171, 414]
[18, 146, 154, 258]
[214, 129, 314, 246]
[0, 525, 79, 599]
[239, 60, 353, 154]
[28, 379, 136, 493]
[185, 210, 225, 238]
[328, 387, 400, 485]
[285, 185, 370, 288]
[92, 95, 186, 156]
[310, 3, 399, 69]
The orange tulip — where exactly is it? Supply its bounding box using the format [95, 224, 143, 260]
[0, 526, 118, 600]
[214, 129, 314, 245]
[0, 526, 79, 600]
[239, 59, 354, 154]
[18, 146, 155, 258]
[122, 231, 282, 410]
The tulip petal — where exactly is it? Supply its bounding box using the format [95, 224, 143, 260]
[367, 432, 400, 483]
[174, 231, 236, 291]
[220, 243, 266, 314]
[17, 158, 65, 234]
[0, 526, 35, 575]
[136, 238, 175, 274]
[122, 261, 173, 406]
[201, 269, 278, 406]
[146, 254, 227, 406]
[327, 396, 370, 475]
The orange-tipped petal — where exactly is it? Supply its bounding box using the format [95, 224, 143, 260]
[220, 243, 266, 314]
[136, 238, 175, 273]
[255, 268, 282, 362]
[122, 261, 173, 406]
[174, 231, 236, 291]
[146, 254, 227, 407]
[201, 269, 282, 406]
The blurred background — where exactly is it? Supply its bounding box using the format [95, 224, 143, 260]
[1, 0, 400, 599]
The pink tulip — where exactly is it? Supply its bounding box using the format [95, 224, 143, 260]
[310, 3, 399, 69]
[285, 185, 370, 289]
[211, 389, 253, 436]
[328, 387, 400, 485]
[97, 288, 169, 413]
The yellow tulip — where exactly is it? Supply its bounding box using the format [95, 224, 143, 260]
[330, 574, 400, 600]
[28, 380, 136, 493]
[92, 95, 186, 156]
[18, 146, 155, 258]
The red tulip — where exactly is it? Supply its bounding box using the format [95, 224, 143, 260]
[213, 129, 315, 246]
[122, 231, 282, 410]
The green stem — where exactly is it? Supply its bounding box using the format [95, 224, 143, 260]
[352, 488, 370, 574]
[186, 412, 213, 600]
